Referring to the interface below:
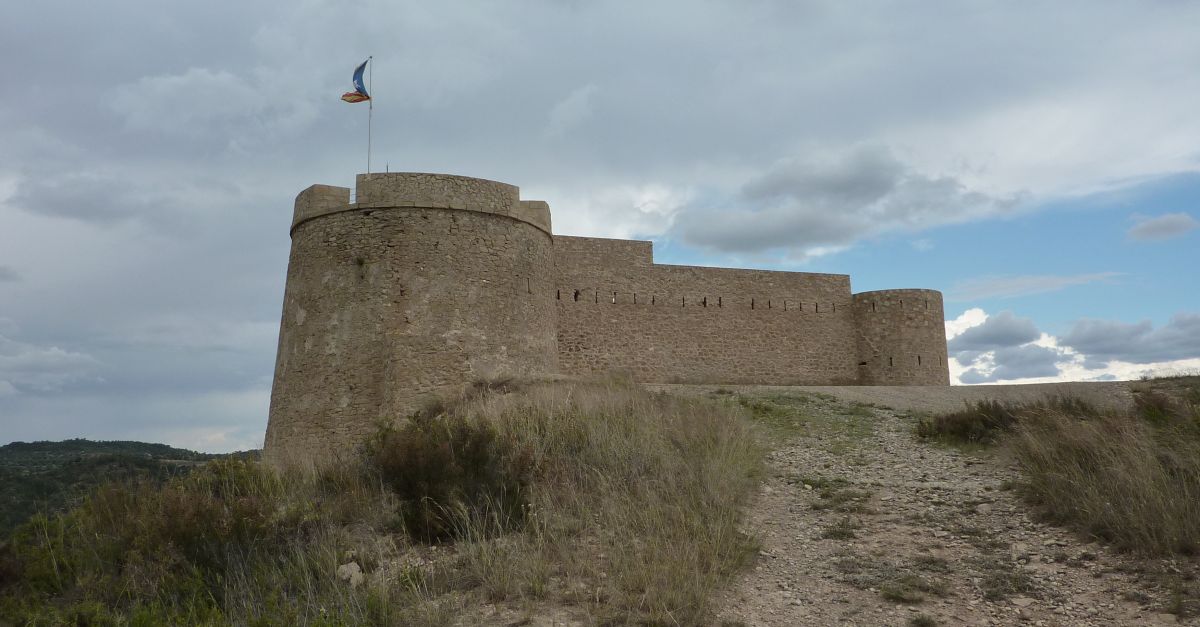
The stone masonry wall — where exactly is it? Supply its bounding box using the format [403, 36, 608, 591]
[852, 289, 950, 385]
[266, 174, 951, 467]
[265, 174, 558, 468]
[553, 235, 860, 385]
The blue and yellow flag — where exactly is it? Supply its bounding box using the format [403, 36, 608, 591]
[341, 59, 371, 103]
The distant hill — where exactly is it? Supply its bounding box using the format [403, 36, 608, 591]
[0, 439, 260, 538]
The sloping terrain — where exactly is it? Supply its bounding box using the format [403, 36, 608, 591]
[705, 388, 1196, 626]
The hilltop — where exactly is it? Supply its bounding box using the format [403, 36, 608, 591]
[0, 439, 258, 537]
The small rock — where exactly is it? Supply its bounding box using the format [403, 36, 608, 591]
[1011, 597, 1035, 608]
[976, 503, 993, 514]
[336, 561, 364, 588]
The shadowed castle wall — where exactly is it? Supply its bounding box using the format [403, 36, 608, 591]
[852, 289, 950, 385]
[265, 173, 557, 467]
[553, 236, 860, 384]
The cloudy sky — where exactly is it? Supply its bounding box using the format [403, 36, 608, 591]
[2, 1, 1198, 452]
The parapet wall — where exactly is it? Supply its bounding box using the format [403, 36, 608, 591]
[554, 235, 859, 384]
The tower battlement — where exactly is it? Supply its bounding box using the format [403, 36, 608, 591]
[290, 173, 551, 235]
[265, 172, 950, 467]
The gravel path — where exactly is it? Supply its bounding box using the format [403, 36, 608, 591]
[652, 381, 1136, 415]
[713, 392, 1194, 627]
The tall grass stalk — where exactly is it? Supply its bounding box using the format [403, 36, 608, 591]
[1012, 410, 1200, 555]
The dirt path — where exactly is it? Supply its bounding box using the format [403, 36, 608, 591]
[714, 392, 1193, 626]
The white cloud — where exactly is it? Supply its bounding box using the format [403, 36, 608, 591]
[1127, 213, 1198, 241]
[533, 182, 691, 240]
[0, 333, 101, 394]
[947, 308, 1200, 384]
[947, 272, 1124, 301]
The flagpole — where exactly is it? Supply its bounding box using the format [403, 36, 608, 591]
[366, 56, 373, 174]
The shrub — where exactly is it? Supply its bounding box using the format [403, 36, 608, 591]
[1012, 410, 1200, 555]
[916, 400, 1022, 444]
[916, 397, 1100, 446]
[365, 408, 533, 541]
[2, 377, 763, 625]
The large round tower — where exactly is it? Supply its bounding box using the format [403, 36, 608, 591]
[264, 173, 558, 467]
[852, 289, 950, 385]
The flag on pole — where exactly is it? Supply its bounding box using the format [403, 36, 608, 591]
[341, 59, 371, 103]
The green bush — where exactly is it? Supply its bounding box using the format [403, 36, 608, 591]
[365, 406, 534, 541]
[916, 397, 1100, 446]
[916, 400, 1022, 444]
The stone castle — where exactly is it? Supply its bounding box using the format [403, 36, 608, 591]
[265, 173, 950, 465]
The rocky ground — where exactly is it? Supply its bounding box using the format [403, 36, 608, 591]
[712, 391, 1197, 627]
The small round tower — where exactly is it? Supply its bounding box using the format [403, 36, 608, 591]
[852, 289, 950, 385]
[264, 173, 558, 468]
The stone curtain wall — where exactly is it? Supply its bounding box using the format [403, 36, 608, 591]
[265, 174, 951, 467]
[553, 236, 860, 385]
[852, 289, 951, 385]
[265, 174, 558, 467]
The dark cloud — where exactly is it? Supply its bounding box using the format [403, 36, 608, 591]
[948, 311, 1040, 352]
[673, 145, 1019, 256]
[1060, 313, 1200, 366]
[1127, 213, 1198, 241]
[960, 344, 1062, 383]
[11, 174, 150, 224]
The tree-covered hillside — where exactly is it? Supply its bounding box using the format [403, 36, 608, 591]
[0, 439, 259, 537]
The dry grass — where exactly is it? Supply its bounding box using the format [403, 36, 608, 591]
[918, 381, 1200, 558]
[0, 376, 764, 625]
[1011, 407, 1200, 556]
